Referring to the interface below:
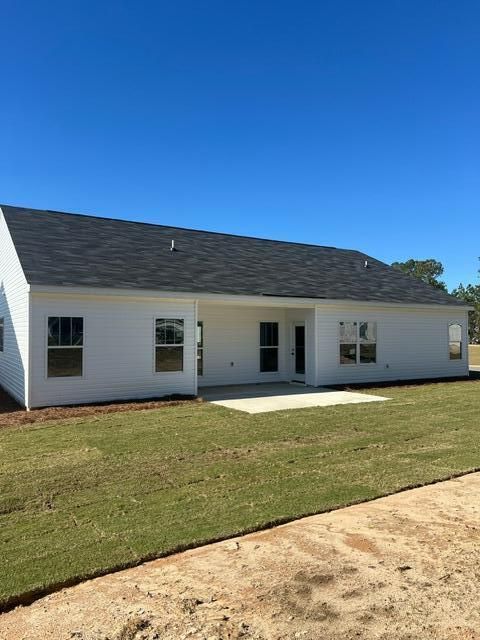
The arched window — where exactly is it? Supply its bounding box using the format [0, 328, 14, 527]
[449, 323, 462, 360]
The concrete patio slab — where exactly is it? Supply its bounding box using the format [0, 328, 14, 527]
[200, 382, 389, 413]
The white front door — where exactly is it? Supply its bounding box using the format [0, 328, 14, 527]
[291, 322, 305, 382]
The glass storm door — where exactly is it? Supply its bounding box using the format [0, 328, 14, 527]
[293, 323, 305, 382]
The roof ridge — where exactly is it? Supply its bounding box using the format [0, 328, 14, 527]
[0, 203, 360, 254]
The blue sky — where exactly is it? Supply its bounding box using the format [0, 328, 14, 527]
[1, 1, 478, 290]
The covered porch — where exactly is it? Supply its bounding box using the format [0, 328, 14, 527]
[196, 301, 318, 389]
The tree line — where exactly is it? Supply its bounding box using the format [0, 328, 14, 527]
[391, 258, 480, 344]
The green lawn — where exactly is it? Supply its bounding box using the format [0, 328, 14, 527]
[1, 377, 480, 609]
[470, 344, 480, 365]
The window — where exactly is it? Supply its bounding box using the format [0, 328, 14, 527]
[339, 321, 377, 365]
[0, 317, 4, 352]
[339, 321, 357, 365]
[359, 321, 377, 364]
[197, 321, 204, 376]
[260, 322, 279, 372]
[47, 317, 83, 377]
[155, 319, 184, 372]
[449, 323, 462, 360]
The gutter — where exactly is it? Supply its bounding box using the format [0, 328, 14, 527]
[28, 285, 473, 312]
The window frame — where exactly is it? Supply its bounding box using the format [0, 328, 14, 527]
[154, 317, 185, 374]
[448, 322, 463, 361]
[339, 320, 378, 366]
[259, 321, 279, 373]
[45, 316, 85, 379]
[197, 321, 204, 376]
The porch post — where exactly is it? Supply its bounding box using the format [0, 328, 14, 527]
[313, 305, 320, 387]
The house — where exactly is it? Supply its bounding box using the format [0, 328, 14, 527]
[0, 204, 470, 409]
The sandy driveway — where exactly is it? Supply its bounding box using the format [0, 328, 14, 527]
[1, 473, 480, 640]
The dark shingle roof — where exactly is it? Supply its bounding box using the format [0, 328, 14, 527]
[1, 205, 466, 306]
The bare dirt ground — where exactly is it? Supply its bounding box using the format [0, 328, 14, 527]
[0, 388, 198, 428]
[2, 474, 480, 640]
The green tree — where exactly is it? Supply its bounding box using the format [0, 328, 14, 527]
[391, 258, 447, 291]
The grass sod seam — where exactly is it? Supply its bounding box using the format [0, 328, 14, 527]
[1, 377, 480, 611]
[1, 465, 479, 614]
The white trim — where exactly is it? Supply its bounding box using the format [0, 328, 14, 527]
[259, 321, 280, 373]
[448, 321, 464, 361]
[29, 285, 473, 312]
[153, 317, 185, 374]
[45, 315, 85, 380]
[26, 290, 32, 409]
[313, 306, 320, 387]
[339, 320, 378, 367]
[194, 301, 199, 393]
[196, 319, 204, 381]
[291, 321, 306, 382]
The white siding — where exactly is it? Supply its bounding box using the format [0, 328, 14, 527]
[30, 294, 196, 408]
[26, 292, 471, 407]
[198, 304, 289, 386]
[315, 305, 470, 386]
[0, 210, 29, 405]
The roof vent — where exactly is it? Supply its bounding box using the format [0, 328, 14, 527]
[364, 260, 369, 268]
[171, 240, 176, 252]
